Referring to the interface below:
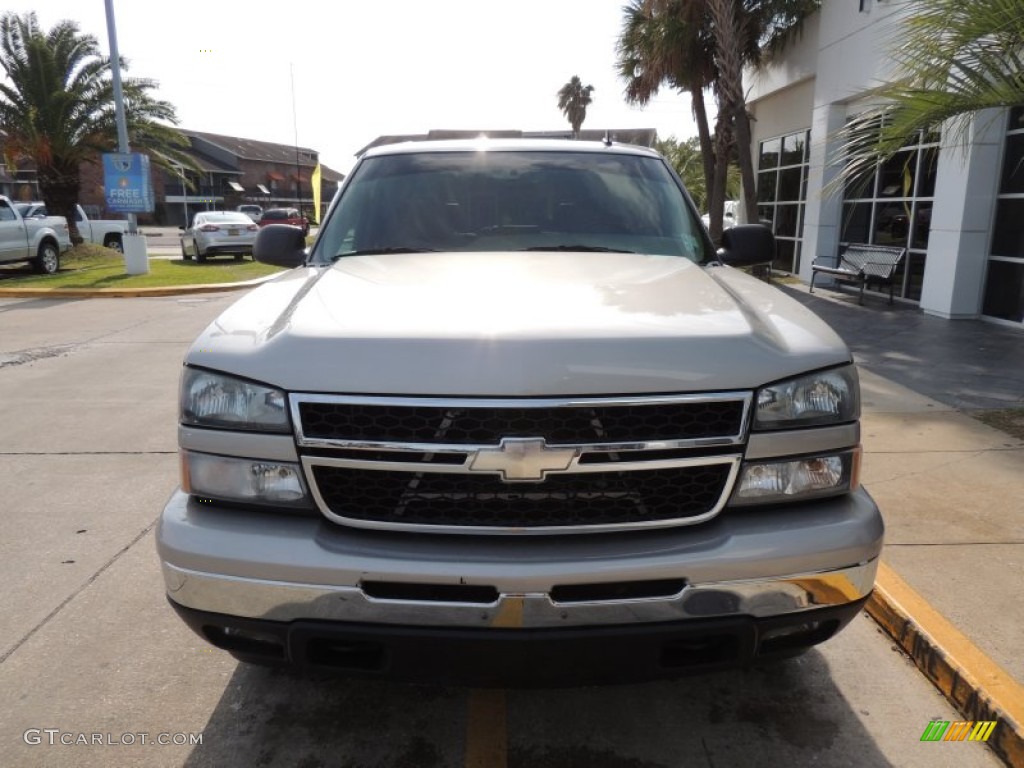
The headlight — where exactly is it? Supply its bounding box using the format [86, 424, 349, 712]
[754, 366, 859, 430]
[181, 368, 289, 433]
[730, 449, 860, 506]
[182, 451, 310, 508]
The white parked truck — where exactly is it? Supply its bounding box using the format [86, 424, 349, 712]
[0, 195, 72, 274]
[15, 202, 128, 252]
[158, 139, 883, 686]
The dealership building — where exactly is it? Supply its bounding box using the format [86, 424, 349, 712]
[745, 0, 1023, 326]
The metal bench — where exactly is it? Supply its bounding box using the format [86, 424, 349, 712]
[810, 244, 906, 305]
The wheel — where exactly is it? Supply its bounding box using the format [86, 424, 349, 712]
[104, 235, 123, 253]
[195, 241, 206, 263]
[181, 240, 192, 261]
[33, 241, 60, 274]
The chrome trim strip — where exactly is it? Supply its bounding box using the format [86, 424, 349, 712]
[163, 558, 878, 628]
[301, 454, 742, 535]
[178, 426, 299, 463]
[289, 391, 754, 448]
[745, 423, 860, 461]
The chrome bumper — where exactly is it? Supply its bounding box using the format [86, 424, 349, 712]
[163, 557, 878, 629]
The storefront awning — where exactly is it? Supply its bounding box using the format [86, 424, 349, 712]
[227, 181, 244, 192]
[267, 172, 285, 182]
[256, 184, 270, 195]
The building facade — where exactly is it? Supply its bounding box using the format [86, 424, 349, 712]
[746, 0, 1023, 326]
[2, 131, 345, 228]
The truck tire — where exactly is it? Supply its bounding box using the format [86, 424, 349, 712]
[104, 234, 123, 253]
[33, 241, 60, 275]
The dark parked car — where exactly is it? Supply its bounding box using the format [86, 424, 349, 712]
[259, 207, 309, 236]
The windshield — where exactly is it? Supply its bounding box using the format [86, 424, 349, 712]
[316, 150, 710, 262]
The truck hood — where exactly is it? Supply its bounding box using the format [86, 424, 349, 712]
[188, 252, 850, 395]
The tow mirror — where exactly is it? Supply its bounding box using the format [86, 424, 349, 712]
[254, 224, 307, 268]
[716, 225, 775, 269]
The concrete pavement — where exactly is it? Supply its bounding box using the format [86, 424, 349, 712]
[780, 283, 1024, 765]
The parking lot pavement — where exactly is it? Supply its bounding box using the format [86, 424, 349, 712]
[0, 293, 1008, 767]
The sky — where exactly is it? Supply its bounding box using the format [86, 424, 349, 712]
[4, 0, 707, 175]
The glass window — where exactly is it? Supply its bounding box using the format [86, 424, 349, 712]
[775, 204, 800, 238]
[904, 252, 925, 302]
[878, 151, 916, 198]
[991, 199, 1024, 259]
[759, 138, 781, 170]
[774, 239, 795, 273]
[873, 202, 910, 247]
[911, 204, 932, 250]
[999, 133, 1024, 194]
[982, 260, 1024, 321]
[916, 147, 938, 197]
[781, 133, 805, 166]
[757, 171, 776, 202]
[1009, 106, 1024, 132]
[841, 203, 871, 243]
[777, 167, 803, 201]
[757, 130, 810, 274]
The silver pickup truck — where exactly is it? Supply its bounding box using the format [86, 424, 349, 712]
[158, 139, 884, 686]
[0, 195, 72, 274]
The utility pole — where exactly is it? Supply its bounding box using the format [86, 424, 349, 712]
[103, 0, 136, 234]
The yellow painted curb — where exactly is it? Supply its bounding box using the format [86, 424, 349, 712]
[868, 561, 1024, 766]
[0, 272, 280, 299]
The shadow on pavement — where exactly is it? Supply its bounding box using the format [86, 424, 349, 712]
[778, 284, 1024, 411]
[182, 650, 894, 768]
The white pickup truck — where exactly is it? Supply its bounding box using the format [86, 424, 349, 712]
[0, 196, 72, 274]
[16, 202, 128, 252]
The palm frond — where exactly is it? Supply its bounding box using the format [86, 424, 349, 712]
[831, 0, 1024, 194]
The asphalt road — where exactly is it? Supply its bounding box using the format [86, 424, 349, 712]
[0, 293, 1003, 768]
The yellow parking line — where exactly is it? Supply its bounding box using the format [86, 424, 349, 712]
[868, 561, 1024, 765]
[464, 688, 507, 768]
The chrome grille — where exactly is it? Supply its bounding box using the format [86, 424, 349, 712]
[298, 398, 745, 444]
[292, 393, 751, 534]
[310, 464, 733, 529]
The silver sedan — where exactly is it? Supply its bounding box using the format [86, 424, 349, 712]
[181, 211, 259, 262]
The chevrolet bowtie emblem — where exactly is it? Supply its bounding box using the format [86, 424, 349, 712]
[468, 438, 578, 482]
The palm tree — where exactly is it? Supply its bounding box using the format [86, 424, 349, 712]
[0, 12, 193, 243]
[834, 0, 1024, 190]
[557, 76, 595, 138]
[617, 0, 716, 214]
[619, 0, 820, 241]
[655, 135, 740, 212]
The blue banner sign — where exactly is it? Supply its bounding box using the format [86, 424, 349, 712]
[103, 153, 154, 213]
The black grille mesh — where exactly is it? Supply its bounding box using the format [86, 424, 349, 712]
[311, 464, 732, 528]
[299, 400, 744, 444]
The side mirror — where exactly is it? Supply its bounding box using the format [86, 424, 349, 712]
[254, 224, 307, 268]
[716, 224, 775, 269]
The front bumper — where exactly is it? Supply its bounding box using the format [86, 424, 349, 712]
[159, 488, 882, 625]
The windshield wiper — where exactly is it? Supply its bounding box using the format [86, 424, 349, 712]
[332, 247, 438, 261]
[523, 245, 635, 253]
